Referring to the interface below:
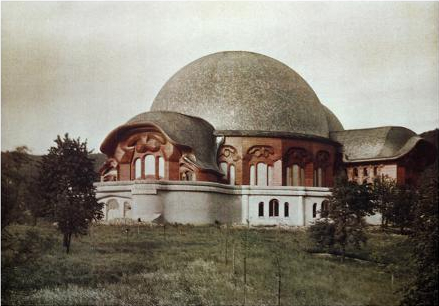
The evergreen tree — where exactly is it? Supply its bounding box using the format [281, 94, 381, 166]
[38, 134, 103, 253]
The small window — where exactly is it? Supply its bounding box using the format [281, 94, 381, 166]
[373, 166, 378, 176]
[312, 203, 317, 218]
[353, 167, 359, 177]
[258, 202, 264, 217]
[269, 199, 279, 217]
[284, 202, 289, 217]
[363, 167, 368, 177]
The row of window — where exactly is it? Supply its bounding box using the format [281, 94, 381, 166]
[258, 200, 289, 217]
[134, 155, 165, 179]
[353, 166, 379, 178]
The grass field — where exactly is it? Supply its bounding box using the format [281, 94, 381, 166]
[2, 223, 414, 306]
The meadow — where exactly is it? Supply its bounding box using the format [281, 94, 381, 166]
[2, 223, 413, 306]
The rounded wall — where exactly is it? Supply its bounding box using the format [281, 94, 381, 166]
[131, 193, 164, 222]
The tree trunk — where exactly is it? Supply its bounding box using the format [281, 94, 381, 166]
[64, 232, 72, 254]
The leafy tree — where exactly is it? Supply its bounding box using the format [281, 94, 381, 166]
[38, 134, 103, 253]
[309, 175, 373, 262]
[388, 184, 416, 234]
[372, 175, 397, 228]
[401, 172, 438, 305]
[1, 146, 32, 228]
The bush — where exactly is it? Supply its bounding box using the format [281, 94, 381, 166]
[308, 219, 335, 252]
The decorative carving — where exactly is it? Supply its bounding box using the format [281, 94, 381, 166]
[218, 145, 241, 163]
[315, 150, 330, 167]
[122, 132, 166, 153]
[100, 158, 118, 182]
[247, 145, 274, 158]
[285, 147, 311, 166]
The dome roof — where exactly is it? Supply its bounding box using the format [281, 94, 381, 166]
[151, 51, 343, 138]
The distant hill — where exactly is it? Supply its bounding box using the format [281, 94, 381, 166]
[1, 151, 107, 178]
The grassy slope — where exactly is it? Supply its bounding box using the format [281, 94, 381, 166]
[4, 224, 413, 306]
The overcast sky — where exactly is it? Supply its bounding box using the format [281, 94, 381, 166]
[2, 1, 438, 155]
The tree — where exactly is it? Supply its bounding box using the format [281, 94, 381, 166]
[401, 171, 438, 305]
[38, 134, 103, 253]
[1, 146, 32, 229]
[388, 184, 416, 234]
[309, 175, 373, 262]
[372, 175, 397, 228]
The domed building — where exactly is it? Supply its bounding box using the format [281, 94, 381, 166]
[96, 51, 436, 225]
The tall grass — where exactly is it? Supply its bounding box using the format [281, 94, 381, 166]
[2, 223, 412, 306]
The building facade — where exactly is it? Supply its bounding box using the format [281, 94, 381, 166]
[95, 51, 436, 226]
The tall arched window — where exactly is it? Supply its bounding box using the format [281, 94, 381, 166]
[257, 163, 268, 186]
[312, 203, 317, 218]
[258, 202, 264, 217]
[287, 164, 304, 186]
[268, 166, 273, 186]
[144, 155, 155, 177]
[292, 164, 300, 186]
[373, 166, 378, 177]
[363, 167, 368, 177]
[284, 202, 289, 217]
[158, 156, 165, 179]
[134, 158, 142, 179]
[317, 167, 323, 187]
[219, 162, 228, 179]
[229, 165, 236, 185]
[269, 199, 279, 217]
[250, 165, 256, 185]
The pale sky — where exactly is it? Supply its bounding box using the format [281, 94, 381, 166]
[2, 1, 438, 155]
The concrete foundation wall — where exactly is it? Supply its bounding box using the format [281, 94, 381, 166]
[95, 181, 375, 226]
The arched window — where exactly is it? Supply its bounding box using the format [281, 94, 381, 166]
[250, 165, 256, 185]
[312, 203, 317, 218]
[373, 166, 378, 176]
[321, 200, 330, 218]
[257, 163, 268, 186]
[158, 157, 165, 179]
[229, 165, 236, 185]
[258, 202, 264, 217]
[144, 155, 155, 177]
[363, 167, 368, 177]
[284, 202, 289, 217]
[134, 158, 142, 179]
[269, 199, 279, 217]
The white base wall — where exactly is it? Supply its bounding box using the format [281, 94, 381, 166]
[95, 181, 375, 226]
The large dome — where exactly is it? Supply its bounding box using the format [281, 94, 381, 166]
[151, 51, 343, 138]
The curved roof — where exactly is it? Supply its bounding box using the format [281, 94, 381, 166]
[330, 126, 434, 162]
[151, 51, 343, 138]
[101, 111, 220, 172]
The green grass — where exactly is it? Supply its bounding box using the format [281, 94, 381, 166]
[2, 223, 413, 306]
